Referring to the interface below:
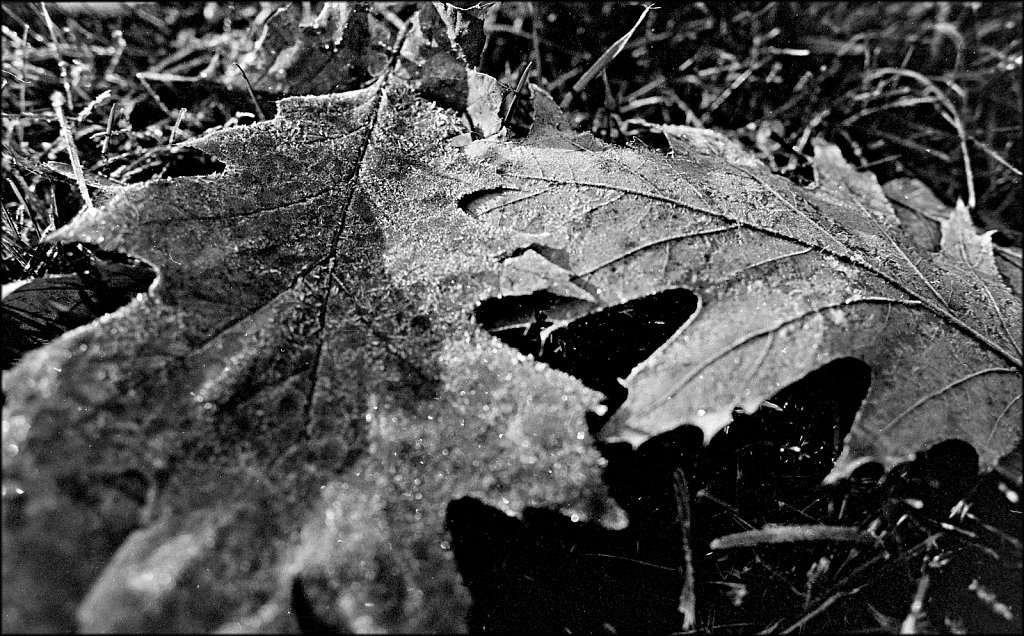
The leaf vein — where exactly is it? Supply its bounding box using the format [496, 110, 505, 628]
[506, 171, 1022, 368]
[301, 80, 391, 433]
[654, 296, 924, 412]
[878, 367, 1019, 434]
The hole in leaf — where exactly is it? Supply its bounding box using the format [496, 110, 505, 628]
[494, 243, 572, 269]
[699, 357, 873, 526]
[734, 358, 871, 470]
[457, 187, 520, 218]
[475, 288, 698, 401]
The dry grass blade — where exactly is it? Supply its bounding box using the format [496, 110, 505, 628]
[899, 571, 931, 634]
[673, 467, 696, 631]
[167, 108, 186, 146]
[969, 135, 1023, 177]
[101, 102, 116, 154]
[571, 4, 653, 94]
[74, 89, 112, 123]
[710, 525, 880, 550]
[18, 23, 28, 145]
[39, 2, 73, 108]
[866, 68, 977, 210]
[777, 585, 866, 634]
[50, 91, 92, 210]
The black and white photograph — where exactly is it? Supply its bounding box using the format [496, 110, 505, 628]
[2, 2, 1021, 633]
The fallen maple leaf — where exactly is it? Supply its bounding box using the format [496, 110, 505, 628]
[580, 126, 1021, 472]
[2, 52, 1021, 636]
[1, 80, 608, 633]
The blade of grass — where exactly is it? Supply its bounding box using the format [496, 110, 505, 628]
[50, 91, 93, 211]
[867, 68, 977, 210]
[571, 4, 654, 94]
[135, 72, 174, 118]
[101, 103, 116, 155]
[898, 570, 930, 634]
[39, 2, 74, 109]
[527, 1, 543, 80]
[673, 467, 696, 631]
[710, 525, 880, 550]
[75, 89, 112, 123]
[968, 135, 1023, 177]
[706, 60, 764, 114]
[18, 24, 28, 145]
[103, 27, 126, 81]
[778, 584, 867, 634]
[168, 107, 186, 146]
